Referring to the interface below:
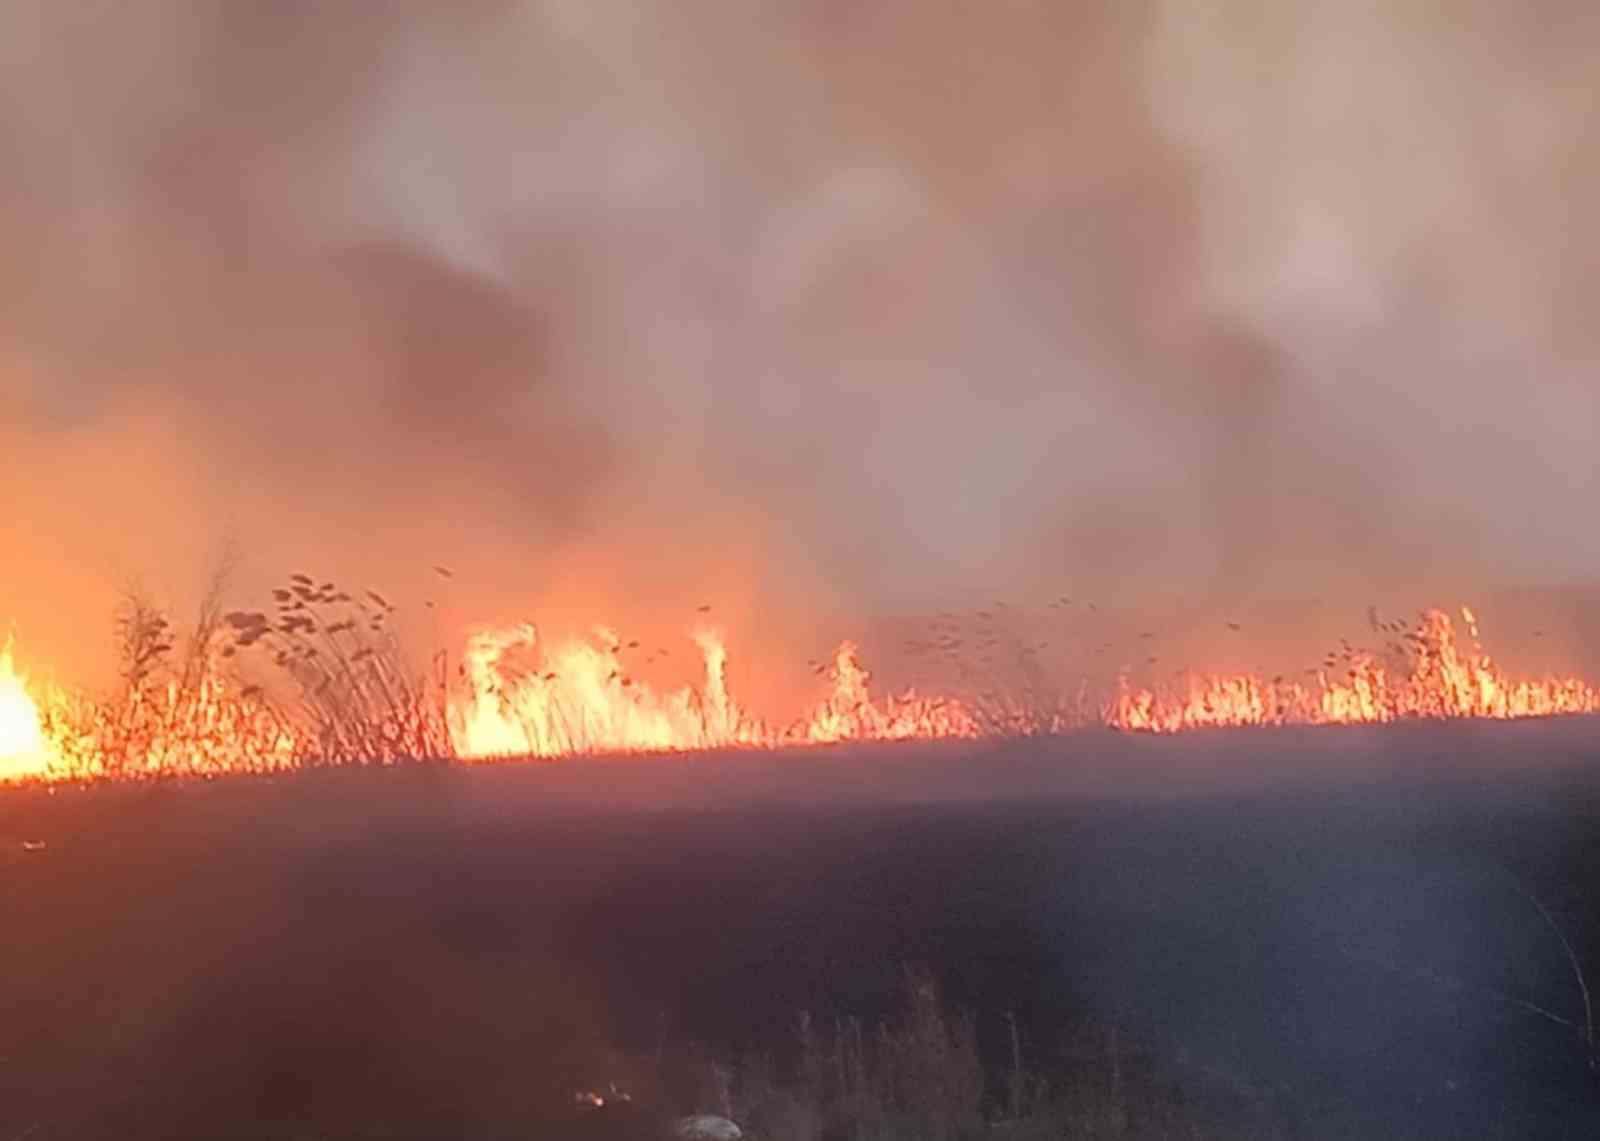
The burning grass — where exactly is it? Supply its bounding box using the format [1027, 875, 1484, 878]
[0, 638, 53, 781]
[1107, 606, 1600, 732]
[456, 628, 978, 760]
[0, 573, 984, 783]
[0, 573, 447, 783]
[222, 574, 452, 763]
[3, 583, 1600, 785]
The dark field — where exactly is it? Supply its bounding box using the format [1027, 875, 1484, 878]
[4, 722, 1600, 1139]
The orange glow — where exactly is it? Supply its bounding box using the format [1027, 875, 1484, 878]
[1107, 608, 1600, 732]
[0, 639, 53, 781]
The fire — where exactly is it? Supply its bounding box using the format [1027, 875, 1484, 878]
[1107, 608, 1600, 732]
[1, 597, 1597, 785]
[456, 624, 764, 757]
[453, 628, 976, 759]
[0, 639, 53, 781]
[800, 642, 978, 745]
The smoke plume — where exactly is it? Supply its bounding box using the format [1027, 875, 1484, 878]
[3, 1, 1597, 681]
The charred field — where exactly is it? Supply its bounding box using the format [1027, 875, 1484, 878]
[3, 721, 1599, 1140]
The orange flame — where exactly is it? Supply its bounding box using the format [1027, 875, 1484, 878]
[801, 642, 978, 745]
[0, 639, 53, 781]
[456, 624, 765, 757]
[453, 629, 976, 759]
[1107, 608, 1600, 732]
[1, 602, 1596, 784]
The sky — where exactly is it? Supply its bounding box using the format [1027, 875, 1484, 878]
[2, 1, 1598, 683]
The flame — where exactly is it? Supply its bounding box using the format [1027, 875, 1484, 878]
[801, 642, 978, 744]
[0, 639, 53, 780]
[1107, 608, 1600, 732]
[455, 624, 764, 757]
[0, 638, 296, 782]
[453, 629, 976, 759]
[1, 601, 1597, 784]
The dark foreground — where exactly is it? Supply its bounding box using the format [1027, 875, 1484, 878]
[3, 720, 1600, 1139]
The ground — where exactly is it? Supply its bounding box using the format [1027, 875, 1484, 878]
[2, 722, 1599, 1138]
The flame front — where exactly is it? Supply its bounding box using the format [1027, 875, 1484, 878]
[0, 640, 53, 780]
[453, 629, 976, 759]
[1106, 608, 1600, 732]
[455, 624, 764, 758]
[801, 642, 978, 745]
[2, 602, 1598, 784]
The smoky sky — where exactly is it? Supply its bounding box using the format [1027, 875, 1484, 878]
[3, 1, 1599, 674]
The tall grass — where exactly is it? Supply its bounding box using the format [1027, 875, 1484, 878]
[566, 968, 1292, 1140]
[903, 605, 1101, 738]
[35, 560, 299, 779]
[225, 573, 452, 764]
[27, 569, 452, 781]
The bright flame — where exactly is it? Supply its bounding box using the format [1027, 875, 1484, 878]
[456, 623, 767, 757]
[1, 601, 1597, 784]
[453, 629, 976, 759]
[0, 640, 53, 780]
[1107, 608, 1600, 732]
[802, 642, 978, 745]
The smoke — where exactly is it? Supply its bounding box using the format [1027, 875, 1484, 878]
[3, 1, 1598, 680]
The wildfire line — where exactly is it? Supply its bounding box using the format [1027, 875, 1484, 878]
[3, 603, 1598, 784]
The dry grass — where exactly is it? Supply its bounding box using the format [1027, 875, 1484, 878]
[224, 573, 453, 765]
[574, 968, 1293, 1141]
[35, 560, 299, 779]
[901, 606, 1102, 739]
[25, 568, 453, 782]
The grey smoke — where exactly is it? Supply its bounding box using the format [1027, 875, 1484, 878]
[2, 1, 1597, 677]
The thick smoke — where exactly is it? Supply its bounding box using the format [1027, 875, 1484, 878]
[2, 1, 1597, 681]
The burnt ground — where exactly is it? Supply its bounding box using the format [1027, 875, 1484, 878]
[2, 721, 1600, 1139]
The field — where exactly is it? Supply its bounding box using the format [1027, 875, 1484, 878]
[3, 722, 1599, 1139]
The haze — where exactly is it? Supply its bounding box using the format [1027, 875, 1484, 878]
[3, 1, 1597, 685]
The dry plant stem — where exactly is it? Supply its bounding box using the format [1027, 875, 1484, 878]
[1502, 872, 1596, 1067]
